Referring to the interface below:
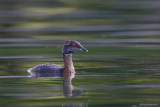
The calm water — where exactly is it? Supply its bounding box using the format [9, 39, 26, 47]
[1, 0, 160, 107]
[0, 53, 160, 107]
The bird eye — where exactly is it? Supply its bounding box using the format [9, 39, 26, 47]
[72, 44, 76, 47]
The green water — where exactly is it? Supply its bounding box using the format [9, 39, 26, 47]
[0, 47, 160, 107]
[1, 0, 160, 107]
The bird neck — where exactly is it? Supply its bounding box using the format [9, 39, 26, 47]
[63, 53, 75, 74]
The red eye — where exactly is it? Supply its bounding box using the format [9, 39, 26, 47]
[72, 44, 76, 47]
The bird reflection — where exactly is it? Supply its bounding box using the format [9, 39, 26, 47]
[63, 72, 75, 97]
[62, 72, 88, 107]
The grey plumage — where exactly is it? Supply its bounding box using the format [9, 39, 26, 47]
[28, 64, 64, 77]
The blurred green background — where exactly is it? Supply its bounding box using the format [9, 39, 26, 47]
[0, 0, 160, 107]
[0, 0, 160, 76]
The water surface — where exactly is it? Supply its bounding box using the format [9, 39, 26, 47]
[1, 0, 160, 107]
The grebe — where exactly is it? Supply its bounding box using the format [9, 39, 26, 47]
[27, 40, 88, 77]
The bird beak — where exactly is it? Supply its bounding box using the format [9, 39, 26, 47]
[80, 47, 88, 52]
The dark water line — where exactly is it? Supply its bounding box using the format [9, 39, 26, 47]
[0, 76, 29, 78]
[79, 84, 160, 90]
[76, 75, 113, 77]
[0, 75, 112, 78]
[0, 54, 143, 59]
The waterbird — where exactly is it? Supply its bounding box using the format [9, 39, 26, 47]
[27, 40, 88, 77]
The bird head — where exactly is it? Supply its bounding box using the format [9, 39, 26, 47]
[62, 40, 88, 54]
